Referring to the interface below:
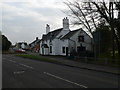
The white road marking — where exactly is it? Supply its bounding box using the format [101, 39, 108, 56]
[9, 60, 16, 63]
[5, 58, 33, 69]
[14, 71, 25, 74]
[19, 63, 33, 69]
[44, 72, 88, 88]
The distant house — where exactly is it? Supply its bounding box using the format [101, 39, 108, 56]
[29, 37, 40, 53]
[15, 42, 29, 50]
[40, 17, 93, 56]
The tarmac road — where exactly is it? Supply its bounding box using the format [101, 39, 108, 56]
[2, 54, 119, 88]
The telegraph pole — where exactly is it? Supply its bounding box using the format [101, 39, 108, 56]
[110, 2, 115, 60]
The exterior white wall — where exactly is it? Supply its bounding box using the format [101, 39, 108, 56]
[40, 41, 43, 54]
[52, 39, 60, 55]
[51, 29, 70, 56]
[44, 48, 49, 55]
[40, 38, 69, 56]
[70, 30, 92, 52]
[39, 29, 93, 56]
[48, 39, 68, 56]
[59, 39, 69, 56]
[68, 40, 76, 53]
[40, 40, 49, 55]
[21, 43, 25, 49]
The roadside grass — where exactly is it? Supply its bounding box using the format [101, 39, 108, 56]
[16, 54, 62, 64]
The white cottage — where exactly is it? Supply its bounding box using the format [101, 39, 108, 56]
[40, 17, 93, 56]
[15, 42, 28, 50]
[61, 28, 93, 56]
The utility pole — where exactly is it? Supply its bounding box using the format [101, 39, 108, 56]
[110, 2, 115, 60]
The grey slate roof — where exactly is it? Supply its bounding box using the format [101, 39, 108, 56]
[29, 39, 41, 47]
[61, 29, 80, 39]
[42, 28, 63, 41]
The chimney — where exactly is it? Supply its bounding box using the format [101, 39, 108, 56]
[36, 37, 38, 40]
[118, 10, 120, 19]
[63, 17, 69, 30]
[46, 24, 50, 34]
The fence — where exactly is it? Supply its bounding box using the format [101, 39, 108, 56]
[74, 56, 120, 67]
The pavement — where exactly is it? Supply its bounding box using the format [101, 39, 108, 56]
[28, 52, 119, 75]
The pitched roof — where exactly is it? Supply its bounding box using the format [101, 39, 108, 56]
[42, 28, 63, 40]
[29, 39, 41, 48]
[61, 29, 80, 39]
[29, 39, 40, 45]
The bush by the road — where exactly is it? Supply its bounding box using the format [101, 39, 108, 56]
[2, 35, 11, 51]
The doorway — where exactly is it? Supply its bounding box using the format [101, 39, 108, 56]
[66, 47, 68, 56]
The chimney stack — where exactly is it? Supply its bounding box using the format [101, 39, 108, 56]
[36, 37, 38, 40]
[46, 24, 50, 34]
[63, 17, 69, 30]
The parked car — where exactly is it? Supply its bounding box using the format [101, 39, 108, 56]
[15, 49, 26, 53]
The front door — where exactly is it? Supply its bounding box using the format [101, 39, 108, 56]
[42, 48, 44, 55]
[66, 47, 68, 56]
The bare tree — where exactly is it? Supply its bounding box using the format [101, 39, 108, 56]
[64, 0, 100, 37]
[92, 0, 120, 58]
[64, 0, 120, 59]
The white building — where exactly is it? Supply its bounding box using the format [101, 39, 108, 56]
[15, 42, 29, 50]
[40, 17, 93, 56]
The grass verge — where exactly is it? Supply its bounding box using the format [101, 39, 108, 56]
[16, 54, 62, 64]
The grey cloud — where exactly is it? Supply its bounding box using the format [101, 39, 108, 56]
[2, 1, 67, 45]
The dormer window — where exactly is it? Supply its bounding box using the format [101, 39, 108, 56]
[78, 35, 84, 42]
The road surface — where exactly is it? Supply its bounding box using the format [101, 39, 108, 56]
[2, 54, 119, 88]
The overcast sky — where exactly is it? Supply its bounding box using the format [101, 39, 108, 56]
[1, 0, 79, 45]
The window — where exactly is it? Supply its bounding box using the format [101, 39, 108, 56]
[49, 39, 52, 45]
[62, 47, 65, 53]
[50, 46, 52, 53]
[78, 36, 84, 42]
